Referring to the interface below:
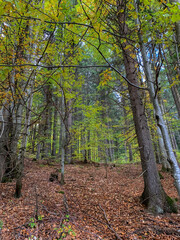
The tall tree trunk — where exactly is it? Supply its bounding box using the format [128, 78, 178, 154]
[116, 0, 177, 213]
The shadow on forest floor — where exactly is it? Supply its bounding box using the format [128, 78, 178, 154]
[0, 158, 180, 239]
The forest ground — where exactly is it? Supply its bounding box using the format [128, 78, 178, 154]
[0, 158, 180, 240]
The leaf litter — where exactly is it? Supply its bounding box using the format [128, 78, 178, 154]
[0, 159, 180, 240]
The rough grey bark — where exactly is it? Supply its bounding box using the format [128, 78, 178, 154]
[116, 0, 177, 213]
[135, 1, 180, 196]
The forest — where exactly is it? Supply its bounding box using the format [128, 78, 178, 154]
[0, 0, 180, 239]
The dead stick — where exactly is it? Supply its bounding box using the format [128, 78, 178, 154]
[63, 194, 69, 215]
[99, 204, 122, 240]
[35, 186, 39, 220]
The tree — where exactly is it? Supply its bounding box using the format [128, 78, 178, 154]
[114, 0, 176, 213]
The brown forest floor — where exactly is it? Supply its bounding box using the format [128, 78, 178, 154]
[0, 159, 180, 240]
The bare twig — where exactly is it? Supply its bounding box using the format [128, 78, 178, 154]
[63, 194, 69, 215]
[72, 221, 104, 240]
[138, 169, 147, 178]
[99, 204, 122, 240]
[34, 186, 39, 220]
[41, 204, 62, 216]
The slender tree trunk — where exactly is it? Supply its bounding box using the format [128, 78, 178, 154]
[36, 123, 43, 160]
[46, 106, 52, 158]
[36, 143, 41, 160]
[42, 86, 52, 160]
[128, 143, 133, 162]
[88, 130, 91, 161]
[66, 100, 73, 163]
[59, 115, 63, 156]
[31, 124, 36, 154]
